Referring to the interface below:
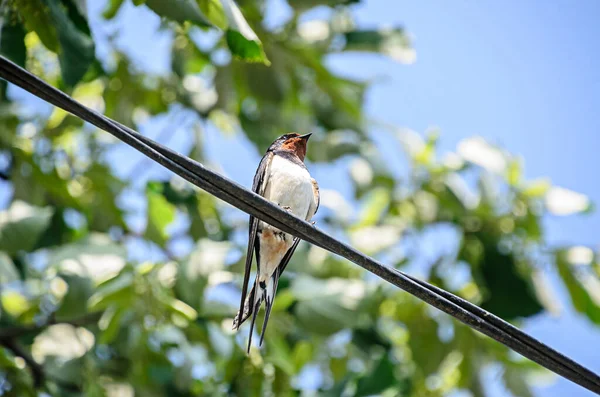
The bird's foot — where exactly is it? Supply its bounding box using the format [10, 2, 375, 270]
[280, 205, 292, 213]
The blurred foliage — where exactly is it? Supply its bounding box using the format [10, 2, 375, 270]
[0, 0, 597, 396]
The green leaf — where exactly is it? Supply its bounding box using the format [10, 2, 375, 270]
[0, 253, 19, 284]
[33, 325, 94, 361]
[145, 0, 212, 27]
[18, 0, 60, 51]
[0, 201, 53, 255]
[292, 341, 313, 371]
[343, 28, 415, 64]
[287, 0, 359, 11]
[545, 186, 591, 216]
[265, 335, 295, 375]
[54, 274, 94, 317]
[225, 30, 269, 64]
[133, 0, 147, 5]
[88, 272, 135, 311]
[356, 187, 390, 227]
[0, 16, 27, 67]
[102, 0, 125, 19]
[468, 235, 543, 320]
[145, 181, 177, 247]
[48, 233, 127, 283]
[176, 239, 231, 309]
[164, 297, 198, 320]
[221, 0, 269, 64]
[521, 178, 551, 198]
[556, 250, 600, 324]
[503, 366, 534, 397]
[43, 0, 95, 86]
[292, 276, 364, 335]
[0, 347, 36, 396]
[355, 354, 396, 397]
[1, 289, 31, 317]
[507, 158, 522, 186]
[197, 0, 227, 29]
[98, 306, 128, 344]
[171, 34, 211, 77]
[34, 208, 78, 250]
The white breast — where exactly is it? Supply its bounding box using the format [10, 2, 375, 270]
[263, 155, 313, 221]
[257, 155, 313, 282]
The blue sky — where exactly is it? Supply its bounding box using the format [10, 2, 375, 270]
[4, 0, 599, 395]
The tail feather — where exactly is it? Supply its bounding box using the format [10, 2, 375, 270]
[232, 284, 256, 331]
[259, 270, 282, 347]
[234, 271, 283, 352]
[246, 284, 262, 354]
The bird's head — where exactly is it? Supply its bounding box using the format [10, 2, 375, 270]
[268, 132, 312, 161]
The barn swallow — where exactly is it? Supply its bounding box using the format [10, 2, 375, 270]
[233, 133, 320, 352]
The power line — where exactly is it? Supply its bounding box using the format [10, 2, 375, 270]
[1, 56, 599, 394]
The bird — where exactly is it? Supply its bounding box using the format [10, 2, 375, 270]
[232, 132, 320, 352]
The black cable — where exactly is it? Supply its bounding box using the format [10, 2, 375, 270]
[1, 56, 599, 394]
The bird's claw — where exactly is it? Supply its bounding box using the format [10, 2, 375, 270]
[281, 205, 292, 213]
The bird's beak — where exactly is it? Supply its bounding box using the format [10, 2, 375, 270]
[299, 133, 312, 141]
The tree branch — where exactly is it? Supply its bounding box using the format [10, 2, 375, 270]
[0, 338, 82, 392]
[1, 338, 44, 387]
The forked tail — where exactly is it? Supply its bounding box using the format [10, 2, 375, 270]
[232, 270, 282, 353]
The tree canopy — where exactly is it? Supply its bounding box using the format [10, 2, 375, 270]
[0, 1, 598, 396]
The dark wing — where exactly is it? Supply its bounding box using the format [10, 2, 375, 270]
[233, 152, 272, 330]
[307, 177, 320, 221]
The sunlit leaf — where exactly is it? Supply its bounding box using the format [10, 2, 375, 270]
[88, 271, 134, 311]
[556, 249, 600, 324]
[507, 158, 522, 186]
[103, 0, 126, 19]
[32, 324, 95, 361]
[521, 178, 551, 198]
[198, 0, 227, 29]
[457, 136, 507, 174]
[503, 366, 535, 397]
[1, 289, 30, 317]
[145, 181, 177, 247]
[356, 187, 390, 227]
[292, 341, 313, 372]
[48, 233, 127, 283]
[221, 0, 270, 64]
[145, 0, 212, 27]
[292, 276, 365, 335]
[18, 1, 59, 51]
[545, 186, 591, 216]
[0, 201, 53, 255]
[349, 225, 402, 255]
[0, 253, 19, 284]
[165, 298, 198, 321]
